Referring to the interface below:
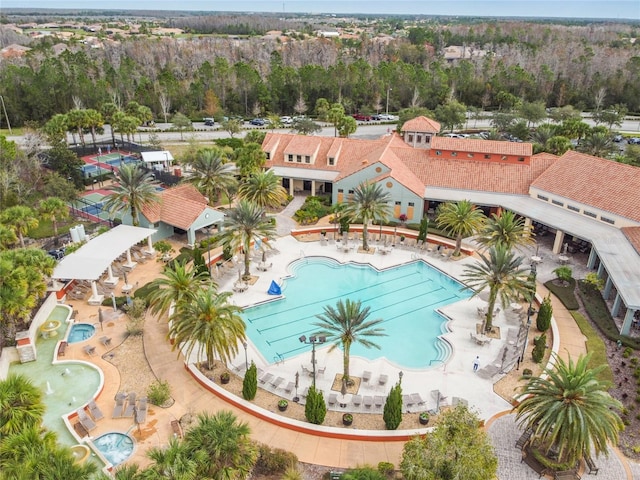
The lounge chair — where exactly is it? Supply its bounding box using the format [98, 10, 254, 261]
[378, 374, 388, 386]
[363, 396, 373, 408]
[328, 393, 338, 406]
[452, 397, 468, 407]
[362, 370, 372, 383]
[171, 419, 183, 438]
[83, 345, 96, 356]
[99, 336, 112, 347]
[284, 381, 294, 394]
[136, 397, 147, 424]
[123, 392, 136, 418]
[259, 372, 274, 385]
[352, 395, 362, 407]
[112, 393, 126, 418]
[77, 408, 97, 432]
[88, 400, 104, 421]
[410, 393, 425, 405]
[374, 395, 385, 408]
[270, 376, 284, 389]
[58, 341, 68, 357]
[403, 394, 413, 407]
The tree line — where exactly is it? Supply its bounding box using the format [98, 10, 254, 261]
[1, 19, 638, 128]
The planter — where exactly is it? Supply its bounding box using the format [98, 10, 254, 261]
[419, 414, 430, 425]
[220, 374, 230, 384]
[342, 414, 353, 426]
[278, 401, 288, 412]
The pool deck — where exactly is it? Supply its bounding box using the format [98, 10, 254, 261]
[60, 233, 638, 478]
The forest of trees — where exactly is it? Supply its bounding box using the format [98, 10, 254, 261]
[0, 18, 638, 127]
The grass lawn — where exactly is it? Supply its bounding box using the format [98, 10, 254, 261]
[570, 311, 614, 385]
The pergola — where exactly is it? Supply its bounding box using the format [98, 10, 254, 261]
[52, 225, 156, 304]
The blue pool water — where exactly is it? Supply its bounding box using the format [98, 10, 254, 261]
[242, 258, 471, 368]
[93, 432, 134, 466]
[68, 323, 96, 343]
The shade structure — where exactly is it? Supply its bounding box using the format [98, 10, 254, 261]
[52, 225, 155, 281]
[267, 280, 281, 295]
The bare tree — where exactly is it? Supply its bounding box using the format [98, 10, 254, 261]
[158, 92, 171, 124]
[293, 93, 307, 116]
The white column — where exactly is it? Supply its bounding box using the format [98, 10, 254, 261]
[587, 248, 598, 269]
[552, 230, 565, 254]
[311, 180, 316, 196]
[289, 180, 294, 196]
[621, 309, 635, 335]
[612, 294, 622, 317]
[126, 249, 133, 264]
[91, 281, 98, 298]
[603, 277, 613, 299]
[146, 236, 155, 254]
[107, 265, 115, 282]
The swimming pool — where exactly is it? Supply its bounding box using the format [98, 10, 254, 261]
[68, 323, 96, 343]
[242, 258, 471, 369]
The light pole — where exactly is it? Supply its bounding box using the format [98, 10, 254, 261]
[385, 86, 392, 115]
[518, 264, 537, 369]
[398, 371, 403, 384]
[299, 335, 326, 388]
[243, 341, 248, 371]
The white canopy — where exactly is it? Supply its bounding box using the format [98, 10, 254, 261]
[141, 151, 174, 164]
[52, 225, 155, 281]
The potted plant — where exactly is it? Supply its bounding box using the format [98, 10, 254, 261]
[342, 413, 353, 426]
[419, 412, 430, 425]
[320, 229, 327, 237]
[278, 399, 288, 412]
[400, 234, 406, 243]
[399, 213, 408, 225]
[220, 372, 230, 384]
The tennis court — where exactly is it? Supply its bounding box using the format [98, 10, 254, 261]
[81, 151, 141, 178]
[70, 191, 113, 222]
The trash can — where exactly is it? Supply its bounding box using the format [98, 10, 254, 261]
[330, 472, 341, 480]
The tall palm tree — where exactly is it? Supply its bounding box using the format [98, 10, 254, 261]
[476, 210, 535, 251]
[462, 245, 531, 332]
[579, 131, 614, 157]
[169, 288, 246, 370]
[313, 299, 386, 384]
[1, 205, 39, 248]
[237, 170, 287, 209]
[104, 164, 159, 226]
[217, 200, 276, 278]
[187, 147, 237, 205]
[0, 374, 45, 436]
[514, 353, 623, 465]
[143, 437, 203, 480]
[147, 261, 212, 320]
[38, 197, 70, 242]
[344, 182, 391, 251]
[436, 200, 486, 256]
[183, 411, 258, 480]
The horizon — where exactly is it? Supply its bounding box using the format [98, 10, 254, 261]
[3, 1, 640, 21]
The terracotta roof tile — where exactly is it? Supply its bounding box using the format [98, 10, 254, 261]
[401, 116, 441, 133]
[622, 227, 640, 255]
[141, 184, 208, 230]
[431, 137, 532, 156]
[532, 151, 640, 222]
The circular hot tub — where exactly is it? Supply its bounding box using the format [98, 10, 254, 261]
[93, 432, 134, 466]
[67, 323, 96, 344]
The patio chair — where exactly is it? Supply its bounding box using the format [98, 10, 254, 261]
[88, 400, 104, 421]
[112, 393, 126, 418]
[362, 370, 372, 383]
[374, 395, 385, 408]
[410, 393, 425, 405]
[328, 393, 338, 406]
[363, 395, 373, 408]
[259, 372, 274, 385]
[123, 392, 136, 418]
[403, 394, 413, 407]
[99, 336, 112, 347]
[378, 374, 388, 386]
[171, 420, 183, 438]
[83, 345, 96, 356]
[270, 376, 284, 389]
[136, 397, 148, 424]
[284, 381, 294, 395]
[77, 408, 97, 432]
[352, 395, 362, 407]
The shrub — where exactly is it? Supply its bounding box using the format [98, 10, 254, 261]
[543, 278, 579, 310]
[342, 466, 387, 480]
[147, 379, 171, 406]
[532, 334, 547, 363]
[383, 382, 403, 430]
[242, 361, 258, 400]
[134, 281, 156, 306]
[254, 443, 298, 475]
[377, 461, 395, 476]
[623, 347, 633, 358]
[522, 368, 533, 377]
[536, 295, 552, 332]
[304, 386, 326, 424]
[553, 265, 572, 284]
[583, 272, 605, 290]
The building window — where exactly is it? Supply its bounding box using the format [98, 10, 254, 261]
[305, 156, 311, 163]
[348, 190, 354, 195]
[328, 157, 335, 165]
[425, 136, 430, 144]
[408, 202, 415, 207]
[601, 216, 615, 225]
[467, 153, 474, 158]
[552, 200, 564, 207]
[417, 135, 422, 143]
[338, 189, 343, 193]
[484, 154, 491, 159]
[567, 205, 580, 212]
[265, 152, 270, 160]
[408, 134, 414, 142]
[584, 210, 597, 218]
[537, 195, 549, 201]
[395, 201, 401, 206]
[296, 155, 302, 163]
[435, 150, 442, 156]
[287, 154, 293, 162]
[451, 151, 457, 157]
[518, 157, 525, 162]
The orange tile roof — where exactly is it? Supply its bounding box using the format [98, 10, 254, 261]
[401, 116, 441, 134]
[141, 184, 208, 230]
[622, 227, 640, 255]
[431, 137, 532, 156]
[532, 150, 640, 223]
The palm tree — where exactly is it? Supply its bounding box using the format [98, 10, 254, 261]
[187, 147, 237, 205]
[0, 224, 17, 249]
[462, 245, 531, 332]
[147, 261, 212, 320]
[169, 288, 246, 370]
[237, 170, 287, 209]
[344, 182, 391, 251]
[0, 374, 45, 436]
[217, 200, 276, 278]
[579, 131, 614, 157]
[436, 200, 486, 256]
[1, 205, 39, 248]
[183, 411, 258, 479]
[103, 164, 159, 226]
[514, 353, 623, 465]
[313, 299, 386, 384]
[476, 210, 535, 251]
[143, 437, 203, 480]
[38, 197, 70, 242]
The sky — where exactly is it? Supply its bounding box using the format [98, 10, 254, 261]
[4, 1, 640, 20]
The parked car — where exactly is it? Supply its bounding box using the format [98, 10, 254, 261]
[613, 134, 623, 142]
[250, 118, 266, 126]
[627, 137, 640, 145]
[352, 113, 372, 121]
[280, 116, 293, 125]
[203, 118, 215, 126]
[378, 114, 396, 121]
[371, 114, 382, 121]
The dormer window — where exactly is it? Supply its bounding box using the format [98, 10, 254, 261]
[417, 134, 422, 143]
[265, 152, 270, 160]
[287, 154, 293, 162]
[305, 155, 311, 163]
[328, 157, 335, 166]
[408, 134, 414, 142]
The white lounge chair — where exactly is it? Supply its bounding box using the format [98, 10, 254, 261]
[352, 395, 362, 407]
[88, 400, 104, 421]
[363, 395, 373, 408]
[328, 393, 338, 406]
